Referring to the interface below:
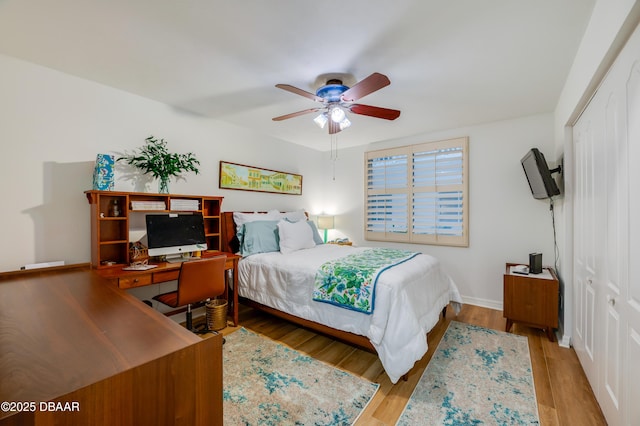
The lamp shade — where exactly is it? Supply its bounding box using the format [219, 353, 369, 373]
[314, 113, 328, 129]
[330, 107, 346, 123]
[317, 215, 335, 230]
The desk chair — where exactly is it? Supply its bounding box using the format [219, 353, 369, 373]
[153, 256, 226, 334]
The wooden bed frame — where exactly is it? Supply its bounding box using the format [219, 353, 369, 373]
[220, 211, 445, 355]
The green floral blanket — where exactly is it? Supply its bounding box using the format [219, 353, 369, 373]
[312, 248, 419, 314]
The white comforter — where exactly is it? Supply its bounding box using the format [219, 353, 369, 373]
[238, 244, 463, 383]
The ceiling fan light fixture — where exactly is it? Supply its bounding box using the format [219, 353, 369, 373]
[313, 113, 328, 129]
[330, 107, 346, 123]
[339, 117, 351, 130]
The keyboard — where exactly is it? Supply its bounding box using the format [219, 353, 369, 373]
[122, 264, 158, 271]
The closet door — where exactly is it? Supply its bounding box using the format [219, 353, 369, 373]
[572, 23, 640, 426]
[599, 62, 625, 426]
[622, 44, 640, 426]
[599, 27, 640, 425]
[572, 95, 603, 391]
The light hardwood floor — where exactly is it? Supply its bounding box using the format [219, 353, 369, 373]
[215, 303, 606, 425]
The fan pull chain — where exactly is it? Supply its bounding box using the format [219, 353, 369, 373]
[330, 134, 338, 180]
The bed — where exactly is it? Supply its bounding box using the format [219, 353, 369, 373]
[221, 211, 463, 383]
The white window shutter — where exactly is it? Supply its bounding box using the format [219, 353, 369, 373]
[365, 137, 468, 247]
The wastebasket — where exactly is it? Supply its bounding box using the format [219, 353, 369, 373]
[206, 299, 228, 331]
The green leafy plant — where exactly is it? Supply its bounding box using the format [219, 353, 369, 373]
[118, 136, 200, 192]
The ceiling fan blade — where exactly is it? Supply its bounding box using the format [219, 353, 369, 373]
[275, 84, 325, 102]
[272, 107, 322, 121]
[340, 73, 391, 102]
[350, 104, 401, 120]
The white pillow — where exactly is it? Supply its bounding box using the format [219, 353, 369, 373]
[277, 219, 316, 254]
[234, 210, 281, 232]
[233, 209, 306, 227]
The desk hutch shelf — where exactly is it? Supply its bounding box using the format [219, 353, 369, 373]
[85, 190, 223, 269]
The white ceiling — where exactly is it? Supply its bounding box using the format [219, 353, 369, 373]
[0, 0, 595, 151]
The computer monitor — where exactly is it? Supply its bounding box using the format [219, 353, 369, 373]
[145, 213, 207, 262]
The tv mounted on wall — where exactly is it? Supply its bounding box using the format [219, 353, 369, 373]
[521, 148, 561, 200]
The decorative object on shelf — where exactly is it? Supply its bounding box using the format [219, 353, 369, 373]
[317, 215, 335, 243]
[219, 161, 302, 195]
[129, 241, 149, 266]
[118, 136, 200, 193]
[108, 199, 121, 217]
[92, 153, 115, 191]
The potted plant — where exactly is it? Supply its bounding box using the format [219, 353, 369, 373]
[118, 136, 200, 193]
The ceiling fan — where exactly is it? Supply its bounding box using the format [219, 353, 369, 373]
[272, 72, 401, 134]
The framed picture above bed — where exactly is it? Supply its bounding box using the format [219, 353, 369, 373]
[219, 161, 302, 195]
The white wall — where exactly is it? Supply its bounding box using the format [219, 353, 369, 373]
[0, 53, 326, 273]
[322, 114, 559, 309]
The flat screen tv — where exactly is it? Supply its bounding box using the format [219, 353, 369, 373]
[145, 213, 207, 262]
[521, 148, 561, 199]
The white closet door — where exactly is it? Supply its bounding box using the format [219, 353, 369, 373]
[622, 47, 640, 426]
[600, 58, 626, 426]
[572, 96, 602, 390]
[572, 23, 640, 426]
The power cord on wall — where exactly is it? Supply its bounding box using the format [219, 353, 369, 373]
[549, 197, 560, 274]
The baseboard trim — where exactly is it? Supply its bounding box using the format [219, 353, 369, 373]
[461, 296, 502, 311]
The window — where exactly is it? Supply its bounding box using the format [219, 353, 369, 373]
[365, 137, 469, 247]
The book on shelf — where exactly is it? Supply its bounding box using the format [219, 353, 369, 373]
[130, 201, 166, 210]
[170, 199, 200, 211]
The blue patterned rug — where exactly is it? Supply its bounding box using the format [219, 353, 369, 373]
[396, 321, 540, 425]
[223, 328, 379, 425]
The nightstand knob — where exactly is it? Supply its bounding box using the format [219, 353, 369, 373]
[607, 296, 616, 306]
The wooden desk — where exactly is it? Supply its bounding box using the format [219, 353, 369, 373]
[0, 265, 222, 425]
[95, 252, 241, 326]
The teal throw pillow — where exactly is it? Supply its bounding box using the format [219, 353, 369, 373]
[307, 220, 324, 245]
[240, 220, 280, 256]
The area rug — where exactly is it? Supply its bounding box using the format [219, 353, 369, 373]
[223, 327, 379, 425]
[396, 321, 539, 425]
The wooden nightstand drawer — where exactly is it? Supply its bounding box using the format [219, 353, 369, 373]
[119, 274, 152, 289]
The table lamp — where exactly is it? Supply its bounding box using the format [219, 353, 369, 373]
[317, 215, 335, 243]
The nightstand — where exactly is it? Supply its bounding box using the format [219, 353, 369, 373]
[503, 262, 559, 341]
